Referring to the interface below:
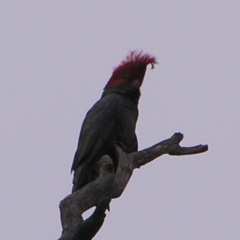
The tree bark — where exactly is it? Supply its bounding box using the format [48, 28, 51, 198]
[58, 132, 208, 240]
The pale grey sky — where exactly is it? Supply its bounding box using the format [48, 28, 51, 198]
[1, 1, 240, 239]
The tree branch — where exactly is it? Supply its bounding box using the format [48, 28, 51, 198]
[58, 132, 208, 239]
[58, 156, 114, 240]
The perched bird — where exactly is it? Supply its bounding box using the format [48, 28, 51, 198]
[71, 51, 157, 192]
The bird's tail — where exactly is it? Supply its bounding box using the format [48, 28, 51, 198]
[72, 166, 88, 193]
[72, 162, 99, 193]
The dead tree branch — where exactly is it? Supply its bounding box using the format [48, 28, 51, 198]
[58, 132, 208, 240]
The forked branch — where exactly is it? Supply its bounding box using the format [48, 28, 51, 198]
[58, 132, 208, 240]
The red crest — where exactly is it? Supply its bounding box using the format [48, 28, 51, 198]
[105, 51, 157, 89]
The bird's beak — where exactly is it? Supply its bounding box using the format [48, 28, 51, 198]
[131, 79, 140, 88]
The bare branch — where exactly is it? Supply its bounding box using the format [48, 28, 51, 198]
[58, 156, 114, 240]
[133, 133, 208, 168]
[58, 132, 208, 239]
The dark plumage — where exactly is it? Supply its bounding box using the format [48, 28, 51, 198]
[71, 51, 157, 192]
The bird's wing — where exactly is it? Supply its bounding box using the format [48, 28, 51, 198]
[71, 94, 123, 172]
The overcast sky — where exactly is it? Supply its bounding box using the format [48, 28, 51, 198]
[1, 1, 240, 239]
